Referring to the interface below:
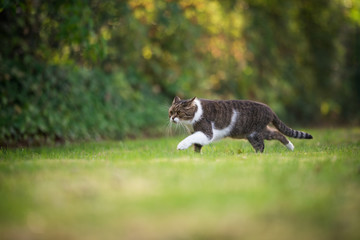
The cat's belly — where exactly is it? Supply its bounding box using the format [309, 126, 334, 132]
[228, 123, 249, 139]
[228, 114, 258, 139]
[229, 133, 247, 139]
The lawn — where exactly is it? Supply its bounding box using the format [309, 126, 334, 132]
[0, 128, 359, 240]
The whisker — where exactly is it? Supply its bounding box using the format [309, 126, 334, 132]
[163, 116, 191, 137]
[162, 118, 174, 137]
[175, 122, 181, 133]
[166, 121, 173, 137]
[159, 103, 171, 111]
[178, 121, 189, 135]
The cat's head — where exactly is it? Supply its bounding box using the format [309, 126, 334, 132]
[169, 96, 197, 123]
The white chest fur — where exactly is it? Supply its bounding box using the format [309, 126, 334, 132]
[191, 99, 203, 124]
[211, 110, 238, 141]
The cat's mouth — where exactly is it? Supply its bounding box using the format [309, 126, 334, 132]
[170, 117, 180, 123]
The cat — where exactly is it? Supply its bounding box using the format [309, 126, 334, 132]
[168, 96, 312, 153]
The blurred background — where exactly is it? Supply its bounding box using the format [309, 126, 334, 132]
[1, 0, 359, 145]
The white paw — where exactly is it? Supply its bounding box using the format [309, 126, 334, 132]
[286, 141, 295, 151]
[177, 140, 192, 150]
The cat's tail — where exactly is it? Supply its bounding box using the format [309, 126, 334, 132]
[272, 114, 313, 139]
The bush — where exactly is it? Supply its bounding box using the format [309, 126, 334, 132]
[0, 57, 167, 146]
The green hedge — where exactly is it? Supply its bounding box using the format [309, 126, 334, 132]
[0, 58, 167, 146]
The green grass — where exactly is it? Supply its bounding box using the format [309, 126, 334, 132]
[0, 128, 360, 240]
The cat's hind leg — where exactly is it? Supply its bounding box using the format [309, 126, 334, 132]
[247, 132, 265, 153]
[262, 127, 294, 151]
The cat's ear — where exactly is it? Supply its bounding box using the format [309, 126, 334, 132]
[172, 96, 181, 104]
[189, 97, 197, 106]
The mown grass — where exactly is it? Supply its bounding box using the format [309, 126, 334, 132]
[0, 128, 359, 240]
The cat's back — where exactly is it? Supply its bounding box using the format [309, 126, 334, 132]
[199, 99, 272, 129]
[200, 99, 270, 113]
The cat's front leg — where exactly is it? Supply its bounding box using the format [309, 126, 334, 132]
[177, 131, 211, 150]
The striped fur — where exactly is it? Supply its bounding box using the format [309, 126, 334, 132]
[272, 114, 313, 139]
[169, 97, 313, 153]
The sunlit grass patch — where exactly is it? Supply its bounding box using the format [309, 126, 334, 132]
[0, 128, 359, 240]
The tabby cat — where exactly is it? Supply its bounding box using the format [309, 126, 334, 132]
[168, 96, 312, 153]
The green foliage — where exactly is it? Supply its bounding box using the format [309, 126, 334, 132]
[0, 0, 359, 144]
[0, 57, 167, 145]
[0, 128, 359, 239]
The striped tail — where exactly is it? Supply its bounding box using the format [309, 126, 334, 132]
[272, 114, 313, 139]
